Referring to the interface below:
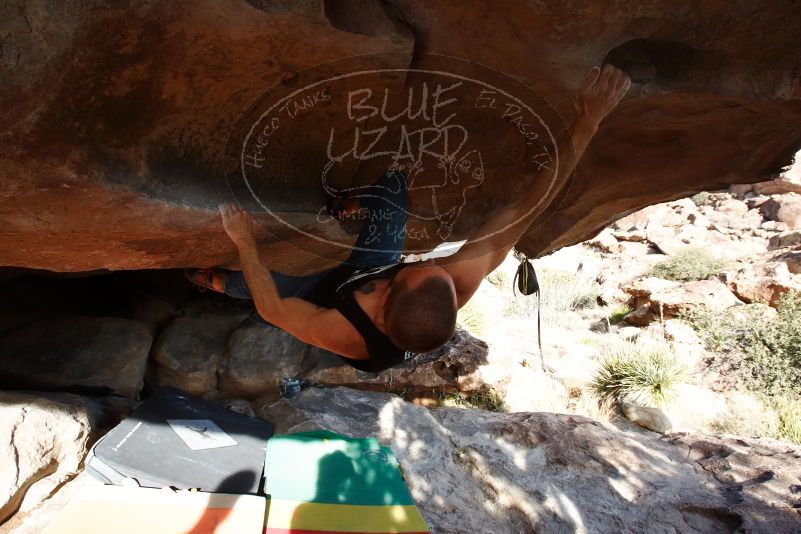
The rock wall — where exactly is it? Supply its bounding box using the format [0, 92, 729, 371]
[1, 0, 800, 271]
[261, 386, 801, 533]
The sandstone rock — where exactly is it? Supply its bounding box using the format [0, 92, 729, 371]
[645, 220, 689, 256]
[624, 277, 742, 318]
[617, 240, 651, 258]
[729, 183, 753, 197]
[759, 196, 801, 229]
[587, 228, 620, 253]
[306, 327, 489, 395]
[715, 198, 749, 217]
[218, 320, 313, 399]
[623, 304, 653, 326]
[775, 250, 801, 274]
[149, 312, 248, 396]
[258, 386, 801, 533]
[761, 220, 790, 232]
[745, 194, 772, 210]
[614, 204, 670, 231]
[2, 2, 799, 271]
[687, 212, 710, 228]
[0, 392, 104, 524]
[612, 229, 647, 242]
[769, 230, 801, 249]
[661, 319, 703, 347]
[131, 294, 179, 330]
[752, 158, 801, 195]
[728, 261, 801, 306]
[0, 317, 152, 399]
[620, 400, 672, 433]
[671, 197, 700, 214]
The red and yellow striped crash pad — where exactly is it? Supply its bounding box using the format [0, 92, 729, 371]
[263, 431, 429, 534]
[41, 485, 266, 534]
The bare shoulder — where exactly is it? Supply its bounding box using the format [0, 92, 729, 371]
[309, 307, 370, 361]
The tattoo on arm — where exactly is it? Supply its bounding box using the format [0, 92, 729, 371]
[358, 281, 376, 295]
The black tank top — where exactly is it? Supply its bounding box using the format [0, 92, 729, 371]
[303, 262, 414, 373]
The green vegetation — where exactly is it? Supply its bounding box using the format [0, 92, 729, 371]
[647, 248, 726, 282]
[773, 395, 801, 444]
[591, 342, 691, 407]
[682, 291, 801, 444]
[683, 291, 801, 396]
[607, 304, 632, 325]
[439, 390, 506, 412]
[691, 191, 710, 206]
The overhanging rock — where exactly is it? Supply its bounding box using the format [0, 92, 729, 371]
[1, 1, 800, 271]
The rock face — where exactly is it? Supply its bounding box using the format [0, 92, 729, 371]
[0, 392, 103, 524]
[1, 1, 800, 272]
[0, 317, 153, 399]
[149, 312, 249, 396]
[219, 320, 314, 399]
[259, 386, 801, 533]
[622, 277, 741, 324]
[305, 327, 489, 394]
[218, 321, 488, 399]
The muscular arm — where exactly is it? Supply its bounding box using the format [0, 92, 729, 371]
[219, 205, 367, 358]
[439, 65, 631, 306]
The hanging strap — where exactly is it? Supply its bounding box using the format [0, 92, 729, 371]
[513, 255, 545, 372]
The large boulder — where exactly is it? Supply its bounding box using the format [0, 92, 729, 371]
[0, 317, 153, 399]
[221, 321, 490, 400]
[759, 195, 801, 229]
[727, 259, 801, 306]
[0, 392, 105, 524]
[1, 1, 800, 272]
[149, 311, 249, 396]
[623, 277, 742, 320]
[305, 327, 489, 394]
[219, 319, 316, 399]
[258, 386, 801, 533]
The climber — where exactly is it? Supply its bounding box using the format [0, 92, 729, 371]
[188, 64, 631, 373]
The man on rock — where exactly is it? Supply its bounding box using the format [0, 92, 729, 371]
[188, 65, 631, 372]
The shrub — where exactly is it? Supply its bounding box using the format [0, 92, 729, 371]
[439, 390, 506, 412]
[592, 342, 691, 407]
[772, 394, 801, 444]
[647, 248, 726, 281]
[682, 291, 801, 397]
[567, 386, 617, 423]
[608, 304, 632, 325]
[691, 191, 710, 206]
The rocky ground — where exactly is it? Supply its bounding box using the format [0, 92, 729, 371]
[461, 175, 801, 441]
[2, 174, 801, 532]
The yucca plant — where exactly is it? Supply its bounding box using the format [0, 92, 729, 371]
[592, 342, 691, 407]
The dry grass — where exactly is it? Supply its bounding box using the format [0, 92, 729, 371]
[457, 297, 489, 337]
[504, 268, 601, 327]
